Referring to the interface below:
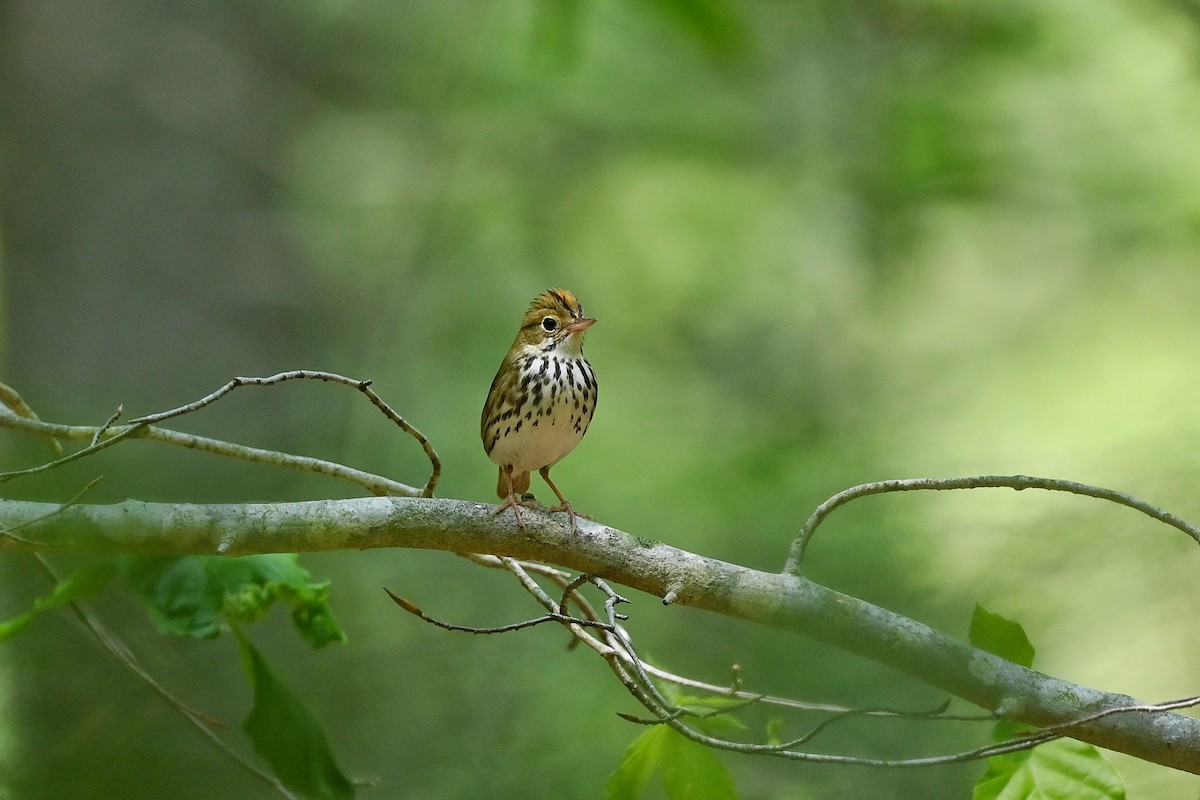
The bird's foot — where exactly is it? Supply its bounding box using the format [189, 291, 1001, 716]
[493, 492, 540, 528]
[547, 501, 593, 533]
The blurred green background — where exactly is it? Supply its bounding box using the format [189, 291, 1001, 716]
[2, 0, 1200, 797]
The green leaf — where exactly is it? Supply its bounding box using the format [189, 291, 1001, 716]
[973, 737, 1125, 800]
[0, 562, 116, 641]
[120, 555, 345, 647]
[969, 603, 1036, 667]
[121, 556, 220, 638]
[660, 728, 738, 800]
[235, 628, 355, 800]
[607, 725, 671, 800]
[606, 725, 737, 800]
[969, 608, 1123, 800]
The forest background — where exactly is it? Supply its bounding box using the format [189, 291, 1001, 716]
[2, 1, 1200, 798]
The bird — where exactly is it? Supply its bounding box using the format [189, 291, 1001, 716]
[481, 288, 597, 531]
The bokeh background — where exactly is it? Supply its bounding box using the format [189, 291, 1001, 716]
[2, 1, 1200, 798]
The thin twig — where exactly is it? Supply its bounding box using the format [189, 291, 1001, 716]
[396, 558, 1200, 769]
[384, 587, 615, 635]
[91, 406, 124, 447]
[0, 411, 145, 483]
[122, 371, 441, 497]
[0, 476, 104, 545]
[650, 691, 1200, 768]
[786, 475, 1200, 574]
[617, 694, 767, 726]
[0, 381, 63, 455]
[772, 700, 952, 749]
[0, 374, 431, 496]
[459, 560, 680, 720]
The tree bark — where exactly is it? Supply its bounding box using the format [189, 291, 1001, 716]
[2, 495, 1197, 773]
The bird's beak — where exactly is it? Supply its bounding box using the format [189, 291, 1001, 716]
[566, 318, 596, 333]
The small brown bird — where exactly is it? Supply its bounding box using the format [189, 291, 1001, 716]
[481, 288, 597, 530]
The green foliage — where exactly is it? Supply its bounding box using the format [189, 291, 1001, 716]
[973, 738, 1125, 800]
[0, 562, 116, 641]
[236, 628, 356, 800]
[969, 603, 1036, 668]
[658, 728, 738, 800]
[121, 555, 353, 795]
[969, 607, 1123, 800]
[607, 725, 737, 800]
[120, 555, 345, 647]
[608, 724, 669, 800]
[607, 686, 740, 800]
[0, 554, 354, 797]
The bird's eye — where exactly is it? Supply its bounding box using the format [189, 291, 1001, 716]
[541, 317, 558, 332]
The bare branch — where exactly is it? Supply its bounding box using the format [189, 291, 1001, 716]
[3, 492, 1191, 772]
[90, 405, 125, 447]
[4, 382, 1200, 773]
[0, 374, 429, 497]
[389, 562, 1200, 770]
[383, 587, 615, 635]
[786, 475, 1200, 574]
[0, 381, 64, 455]
[122, 371, 441, 497]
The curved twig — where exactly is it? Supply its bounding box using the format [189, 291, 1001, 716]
[123, 371, 441, 497]
[0, 372, 434, 497]
[393, 555, 1200, 769]
[655, 692, 1200, 768]
[786, 475, 1200, 574]
[384, 587, 614, 635]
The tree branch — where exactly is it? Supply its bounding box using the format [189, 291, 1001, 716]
[0, 373, 438, 497]
[1, 495, 1197, 773]
[786, 475, 1200, 574]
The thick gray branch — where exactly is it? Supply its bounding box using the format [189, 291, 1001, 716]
[2, 496, 1196, 773]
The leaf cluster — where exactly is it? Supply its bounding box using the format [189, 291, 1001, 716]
[970, 605, 1124, 800]
[2, 554, 355, 800]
